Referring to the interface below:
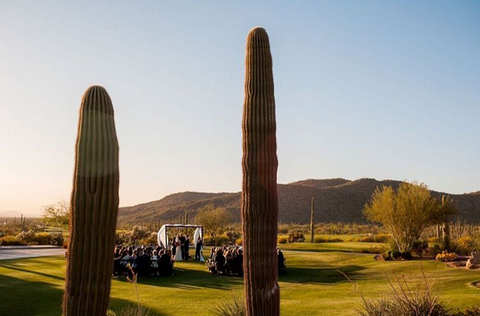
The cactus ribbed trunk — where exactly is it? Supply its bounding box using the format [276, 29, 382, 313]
[241, 27, 280, 316]
[63, 86, 120, 316]
[441, 195, 452, 251]
[310, 197, 315, 243]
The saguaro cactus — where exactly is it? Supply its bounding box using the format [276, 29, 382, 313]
[441, 195, 451, 251]
[241, 27, 280, 316]
[310, 197, 315, 243]
[63, 86, 120, 316]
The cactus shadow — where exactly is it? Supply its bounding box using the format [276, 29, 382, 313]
[118, 264, 243, 290]
[0, 262, 65, 281]
[279, 264, 367, 285]
[0, 273, 63, 316]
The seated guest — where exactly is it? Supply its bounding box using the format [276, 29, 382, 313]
[113, 248, 123, 276]
[137, 249, 152, 277]
[234, 248, 243, 277]
[159, 250, 173, 276]
[214, 248, 226, 275]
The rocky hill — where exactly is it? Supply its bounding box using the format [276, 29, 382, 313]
[118, 178, 480, 224]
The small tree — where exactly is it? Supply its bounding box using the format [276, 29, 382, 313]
[42, 200, 69, 227]
[364, 182, 449, 253]
[194, 204, 234, 235]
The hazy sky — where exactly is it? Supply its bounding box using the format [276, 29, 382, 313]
[1, 1, 479, 216]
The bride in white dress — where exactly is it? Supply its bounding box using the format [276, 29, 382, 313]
[174, 235, 183, 261]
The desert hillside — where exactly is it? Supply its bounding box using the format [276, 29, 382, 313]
[118, 178, 480, 224]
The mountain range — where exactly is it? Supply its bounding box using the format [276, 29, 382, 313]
[118, 178, 480, 224]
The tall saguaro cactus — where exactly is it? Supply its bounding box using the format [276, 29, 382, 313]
[63, 86, 120, 316]
[310, 197, 315, 243]
[241, 27, 280, 316]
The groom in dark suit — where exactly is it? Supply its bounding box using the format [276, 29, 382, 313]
[179, 234, 186, 260]
[184, 235, 190, 260]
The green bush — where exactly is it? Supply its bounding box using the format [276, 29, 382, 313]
[375, 233, 391, 243]
[288, 231, 305, 243]
[204, 235, 231, 246]
[314, 237, 343, 243]
[0, 236, 26, 246]
[412, 239, 429, 257]
[382, 250, 413, 261]
[138, 232, 158, 246]
[455, 236, 476, 255]
[16, 230, 37, 243]
[35, 232, 52, 245]
[210, 297, 245, 316]
[453, 306, 480, 316]
[277, 237, 288, 244]
[50, 233, 64, 246]
[357, 268, 450, 316]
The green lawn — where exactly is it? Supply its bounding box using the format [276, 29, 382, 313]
[0, 245, 479, 316]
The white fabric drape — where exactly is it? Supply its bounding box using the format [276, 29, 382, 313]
[158, 225, 168, 248]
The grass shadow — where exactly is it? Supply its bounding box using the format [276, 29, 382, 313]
[116, 263, 243, 290]
[279, 264, 368, 285]
[0, 262, 65, 281]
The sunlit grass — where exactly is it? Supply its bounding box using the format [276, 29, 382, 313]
[0, 244, 478, 316]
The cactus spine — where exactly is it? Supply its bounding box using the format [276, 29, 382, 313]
[241, 27, 280, 316]
[63, 86, 120, 316]
[310, 197, 315, 243]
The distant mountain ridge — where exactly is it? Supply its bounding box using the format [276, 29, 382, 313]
[118, 178, 480, 224]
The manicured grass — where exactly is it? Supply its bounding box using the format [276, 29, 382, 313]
[0, 245, 479, 316]
[280, 241, 385, 253]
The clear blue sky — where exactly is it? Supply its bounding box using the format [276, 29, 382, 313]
[1, 1, 479, 216]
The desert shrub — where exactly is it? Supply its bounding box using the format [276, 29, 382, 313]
[430, 243, 443, 257]
[35, 232, 52, 245]
[436, 251, 458, 262]
[356, 266, 451, 316]
[138, 232, 157, 246]
[359, 236, 375, 243]
[210, 297, 245, 316]
[277, 237, 287, 244]
[382, 250, 412, 261]
[428, 237, 440, 243]
[412, 239, 429, 257]
[116, 230, 133, 245]
[225, 230, 241, 242]
[277, 224, 289, 235]
[314, 237, 343, 243]
[50, 233, 64, 246]
[113, 305, 150, 316]
[455, 236, 476, 255]
[288, 231, 305, 243]
[16, 230, 37, 243]
[0, 236, 26, 246]
[452, 306, 480, 316]
[204, 235, 231, 246]
[375, 233, 390, 243]
[131, 226, 149, 243]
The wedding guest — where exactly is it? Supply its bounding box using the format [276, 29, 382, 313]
[195, 236, 203, 260]
[184, 235, 190, 260]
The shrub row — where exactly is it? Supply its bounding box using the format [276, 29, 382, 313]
[0, 231, 64, 246]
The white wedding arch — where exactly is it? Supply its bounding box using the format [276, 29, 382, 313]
[157, 224, 204, 249]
